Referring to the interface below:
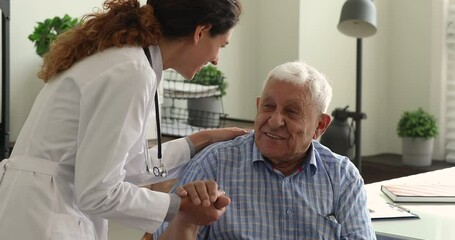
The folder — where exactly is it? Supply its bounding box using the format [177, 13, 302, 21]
[369, 202, 419, 220]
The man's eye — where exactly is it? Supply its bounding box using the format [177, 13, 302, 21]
[287, 109, 300, 115]
[262, 104, 274, 110]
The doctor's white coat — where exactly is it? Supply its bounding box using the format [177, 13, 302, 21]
[0, 46, 191, 240]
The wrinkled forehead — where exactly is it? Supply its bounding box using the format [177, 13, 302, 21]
[261, 79, 315, 106]
[262, 78, 310, 96]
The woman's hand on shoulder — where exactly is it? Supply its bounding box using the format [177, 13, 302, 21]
[210, 127, 250, 142]
[188, 127, 250, 153]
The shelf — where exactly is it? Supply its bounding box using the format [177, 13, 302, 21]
[161, 106, 227, 137]
[362, 153, 455, 184]
[163, 77, 222, 99]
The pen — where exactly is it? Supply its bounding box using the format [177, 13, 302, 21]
[386, 202, 411, 213]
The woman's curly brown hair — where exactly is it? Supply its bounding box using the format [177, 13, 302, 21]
[38, 0, 161, 82]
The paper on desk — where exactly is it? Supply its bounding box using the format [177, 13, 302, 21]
[369, 202, 419, 220]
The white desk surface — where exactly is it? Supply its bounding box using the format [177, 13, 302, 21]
[365, 167, 455, 240]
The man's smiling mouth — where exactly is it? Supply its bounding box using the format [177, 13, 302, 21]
[265, 132, 283, 139]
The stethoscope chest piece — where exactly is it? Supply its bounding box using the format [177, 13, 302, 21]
[153, 163, 167, 178]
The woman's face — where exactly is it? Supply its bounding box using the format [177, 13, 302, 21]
[176, 26, 233, 80]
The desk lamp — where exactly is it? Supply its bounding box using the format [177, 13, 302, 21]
[320, 0, 376, 173]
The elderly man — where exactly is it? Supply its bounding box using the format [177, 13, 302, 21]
[155, 61, 376, 240]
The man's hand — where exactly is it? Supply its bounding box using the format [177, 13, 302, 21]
[177, 180, 231, 225]
[176, 180, 219, 207]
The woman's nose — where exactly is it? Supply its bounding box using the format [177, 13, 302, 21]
[210, 57, 219, 65]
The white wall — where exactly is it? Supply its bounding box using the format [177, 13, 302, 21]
[10, 0, 160, 140]
[219, 0, 300, 121]
[10, 0, 104, 141]
[298, 0, 398, 157]
[300, 0, 445, 159]
[9, 0, 446, 159]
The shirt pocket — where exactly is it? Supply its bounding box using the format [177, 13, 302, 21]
[309, 213, 342, 240]
[51, 213, 96, 240]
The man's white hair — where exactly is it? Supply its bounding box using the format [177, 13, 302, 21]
[262, 61, 333, 113]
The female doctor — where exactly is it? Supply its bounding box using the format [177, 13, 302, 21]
[0, 0, 243, 239]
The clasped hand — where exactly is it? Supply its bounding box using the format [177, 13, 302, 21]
[176, 180, 230, 226]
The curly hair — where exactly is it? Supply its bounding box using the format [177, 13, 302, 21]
[38, 0, 241, 82]
[38, 0, 161, 81]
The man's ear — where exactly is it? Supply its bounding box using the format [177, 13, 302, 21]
[193, 24, 212, 44]
[313, 113, 332, 140]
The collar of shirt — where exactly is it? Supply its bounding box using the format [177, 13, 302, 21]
[251, 140, 318, 176]
[147, 45, 163, 84]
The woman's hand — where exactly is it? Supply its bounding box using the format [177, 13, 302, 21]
[188, 127, 250, 153]
[208, 127, 250, 143]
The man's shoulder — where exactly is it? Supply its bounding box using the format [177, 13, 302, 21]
[313, 140, 350, 163]
[312, 140, 360, 180]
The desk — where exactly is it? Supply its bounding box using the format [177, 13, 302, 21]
[365, 167, 455, 240]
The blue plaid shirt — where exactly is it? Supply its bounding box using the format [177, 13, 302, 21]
[155, 132, 376, 240]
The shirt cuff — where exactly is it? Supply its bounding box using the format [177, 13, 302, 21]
[184, 137, 196, 157]
[164, 193, 181, 222]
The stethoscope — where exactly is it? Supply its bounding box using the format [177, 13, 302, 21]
[143, 47, 167, 177]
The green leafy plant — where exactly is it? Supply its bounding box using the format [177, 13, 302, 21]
[191, 64, 228, 97]
[397, 108, 439, 139]
[28, 14, 80, 57]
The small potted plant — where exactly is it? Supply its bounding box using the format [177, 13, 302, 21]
[28, 14, 79, 57]
[190, 64, 228, 97]
[187, 64, 228, 128]
[396, 108, 439, 166]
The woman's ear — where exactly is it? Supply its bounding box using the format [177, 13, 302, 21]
[193, 24, 212, 44]
[313, 113, 332, 140]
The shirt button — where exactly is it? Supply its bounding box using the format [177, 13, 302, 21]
[284, 178, 290, 183]
[286, 209, 292, 215]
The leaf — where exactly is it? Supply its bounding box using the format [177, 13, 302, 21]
[396, 108, 439, 138]
[28, 14, 79, 57]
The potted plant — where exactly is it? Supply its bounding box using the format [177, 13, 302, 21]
[28, 14, 79, 57]
[187, 64, 228, 128]
[396, 108, 439, 166]
[190, 64, 228, 97]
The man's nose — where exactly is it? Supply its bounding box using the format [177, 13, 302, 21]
[268, 111, 285, 128]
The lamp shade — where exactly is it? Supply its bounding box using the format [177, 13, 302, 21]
[338, 0, 377, 38]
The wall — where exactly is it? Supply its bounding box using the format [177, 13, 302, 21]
[219, 0, 300, 121]
[297, 0, 445, 158]
[10, 0, 104, 141]
[9, 0, 446, 159]
[298, 0, 400, 157]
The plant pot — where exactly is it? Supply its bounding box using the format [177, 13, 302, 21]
[187, 97, 223, 128]
[402, 137, 434, 166]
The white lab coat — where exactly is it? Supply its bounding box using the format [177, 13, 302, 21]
[0, 46, 191, 240]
